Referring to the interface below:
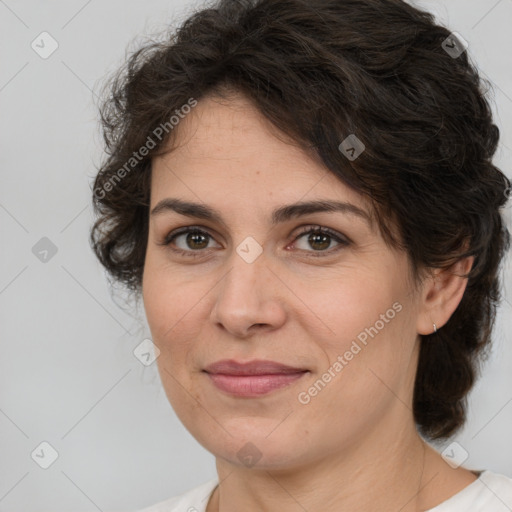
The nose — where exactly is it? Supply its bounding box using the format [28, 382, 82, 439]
[210, 247, 287, 339]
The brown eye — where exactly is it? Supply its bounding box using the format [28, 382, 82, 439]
[161, 227, 221, 257]
[292, 226, 350, 255]
[182, 231, 210, 250]
[306, 232, 331, 251]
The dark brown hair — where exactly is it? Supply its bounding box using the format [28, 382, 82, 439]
[90, 0, 510, 439]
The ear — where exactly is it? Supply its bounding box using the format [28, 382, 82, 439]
[416, 256, 474, 335]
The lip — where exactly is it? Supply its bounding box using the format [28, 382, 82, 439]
[203, 359, 307, 375]
[203, 359, 309, 397]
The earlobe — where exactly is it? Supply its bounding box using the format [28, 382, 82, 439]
[416, 256, 474, 336]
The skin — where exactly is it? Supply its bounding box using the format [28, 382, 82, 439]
[142, 92, 477, 512]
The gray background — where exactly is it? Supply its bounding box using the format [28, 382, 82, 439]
[0, 1, 511, 510]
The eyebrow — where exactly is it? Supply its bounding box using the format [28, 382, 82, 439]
[150, 197, 372, 227]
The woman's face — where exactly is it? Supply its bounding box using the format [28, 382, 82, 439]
[142, 93, 424, 470]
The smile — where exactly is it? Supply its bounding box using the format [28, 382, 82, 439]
[204, 371, 308, 397]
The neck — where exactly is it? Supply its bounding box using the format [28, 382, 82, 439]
[208, 418, 439, 512]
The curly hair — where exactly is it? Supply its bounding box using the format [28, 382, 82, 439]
[90, 0, 510, 440]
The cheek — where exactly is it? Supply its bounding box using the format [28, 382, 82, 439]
[292, 266, 402, 350]
[142, 265, 188, 380]
[295, 269, 416, 407]
[142, 258, 219, 388]
[142, 252, 205, 338]
[142, 265, 208, 416]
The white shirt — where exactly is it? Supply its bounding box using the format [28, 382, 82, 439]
[134, 470, 512, 511]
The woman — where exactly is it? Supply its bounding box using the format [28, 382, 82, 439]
[90, 0, 512, 510]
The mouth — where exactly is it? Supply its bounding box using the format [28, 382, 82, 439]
[204, 359, 308, 375]
[202, 359, 309, 397]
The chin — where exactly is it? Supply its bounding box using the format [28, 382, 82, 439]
[191, 418, 311, 469]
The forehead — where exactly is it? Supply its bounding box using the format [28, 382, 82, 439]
[154, 93, 321, 178]
[150, 93, 375, 225]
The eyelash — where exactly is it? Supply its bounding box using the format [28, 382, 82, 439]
[159, 225, 350, 259]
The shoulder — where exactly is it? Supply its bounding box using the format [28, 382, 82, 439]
[428, 470, 512, 511]
[131, 478, 219, 512]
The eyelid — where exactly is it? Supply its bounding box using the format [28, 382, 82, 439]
[159, 224, 351, 257]
[293, 225, 351, 245]
[160, 225, 218, 244]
